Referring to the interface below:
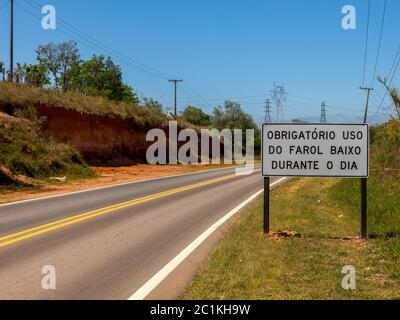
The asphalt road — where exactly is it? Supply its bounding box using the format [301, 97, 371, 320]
[0, 165, 281, 300]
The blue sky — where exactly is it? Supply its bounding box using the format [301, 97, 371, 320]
[0, 0, 399, 125]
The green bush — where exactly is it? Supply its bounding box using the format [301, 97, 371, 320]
[331, 120, 400, 240]
[0, 120, 93, 184]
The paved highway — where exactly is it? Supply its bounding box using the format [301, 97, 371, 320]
[0, 165, 284, 300]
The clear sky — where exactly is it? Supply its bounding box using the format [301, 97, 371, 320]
[0, 0, 399, 125]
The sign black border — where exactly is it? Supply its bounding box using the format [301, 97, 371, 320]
[261, 123, 370, 178]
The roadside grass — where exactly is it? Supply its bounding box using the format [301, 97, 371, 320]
[182, 178, 400, 300]
[330, 120, 400, 276]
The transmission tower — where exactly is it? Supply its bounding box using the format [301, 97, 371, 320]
[264, 99, 272, 123]
[271, 83, 287, 122]
[320, 102, 327, 123]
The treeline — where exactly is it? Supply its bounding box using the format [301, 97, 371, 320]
[1, 41, 261, 153]
[180, 103, 262, 154]
[0, 41, 138, 104]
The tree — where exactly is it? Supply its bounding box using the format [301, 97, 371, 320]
[0, 61, 5, 81]
[14, 63, 26, 83]
[181, 106, 210, 127]
[212, 101, 257, 131]
[121, 83, 139, 104]
[36, 41, 81, 91]
[211, 101, 261, 155]
[64, 62, 81, 92]
[378, 76, 400, 120]
[79, 55, 139, 103]
[292, 118, 307, 123]
[24, 64, 50, 87]
[141, 98, 164, 114]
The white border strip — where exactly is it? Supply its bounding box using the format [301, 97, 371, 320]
[128, 177, 287, 300]
[0, 165, 256, 208]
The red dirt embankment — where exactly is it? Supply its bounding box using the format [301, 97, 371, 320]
[35, 105, 152, 166]
[1, 100, 212, 167]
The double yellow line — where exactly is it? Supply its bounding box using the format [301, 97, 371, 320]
[0, 170, 258, 248]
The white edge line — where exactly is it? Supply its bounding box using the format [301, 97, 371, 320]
[0, 165, 258, 208]
[128, 177, 287, 300]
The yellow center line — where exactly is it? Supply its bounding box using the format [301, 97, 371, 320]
[0, 169, 260, 248]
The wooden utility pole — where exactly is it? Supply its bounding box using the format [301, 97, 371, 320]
[169, 79, 183, 116]
[360, 86, 374, 123]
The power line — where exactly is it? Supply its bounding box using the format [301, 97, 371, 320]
[387, 45, 400, 80]
[13, 3, 138, 68]
[369, 0, 387, 87]
[18, 0, 216, 116]
[182, 82, 212, 110]
[9, 0, 391, 123]
[370, 91, 383, 108]
[179, 85, 213, 113]
[164, 96, 389, 116]
[20, 0, 176, 80]
[169, 92, 366, 111]
[24, 0, 175, 79]
[362, 0, 371, 86]
[370, 44, 400, 121]
[183, 94, 363, 110]
[169, 93, 272, 105]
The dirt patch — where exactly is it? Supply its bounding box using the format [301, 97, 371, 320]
[0, 165, 33, 185]
[0, 112, 31, 127]
[266, 230, 303, 241]
[264, 231, 368, 244]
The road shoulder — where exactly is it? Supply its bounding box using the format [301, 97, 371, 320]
[144, 178, 287, 300]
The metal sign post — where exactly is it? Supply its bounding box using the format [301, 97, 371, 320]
[262, 123, 370, 239]
[263, 177, 270, 234]
[361, 178, 368, 239]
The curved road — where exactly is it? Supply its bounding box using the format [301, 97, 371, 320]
[0, 165, 283, 300]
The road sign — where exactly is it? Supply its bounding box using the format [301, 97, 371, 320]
[262, 123, 369, 178]
[262, 123, 370, 239]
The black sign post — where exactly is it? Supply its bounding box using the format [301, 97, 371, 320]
[361, 178, 367, 239]
[361, 98, 369, 240]
[263, 177, 270, 234]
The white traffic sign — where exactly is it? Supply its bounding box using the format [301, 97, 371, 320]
[262, 124, 369, 178]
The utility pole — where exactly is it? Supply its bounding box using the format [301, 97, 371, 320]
[9, 0, 13, 82]
[169, 79, 183, 117]
[320, 102, 327, 123]
[359, 86, 373, 240]
[264, 99, 272, 123]
[360, 86, 374, 123]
